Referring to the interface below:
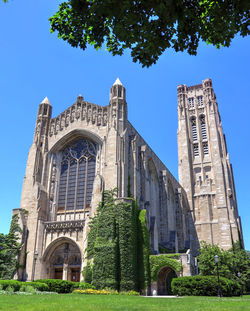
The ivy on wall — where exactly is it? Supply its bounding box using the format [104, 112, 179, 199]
[150, 254, 182, 282]
[137, 210, 151, 290]
[86, 190, 182, 291]
[86, 190, 151, 292]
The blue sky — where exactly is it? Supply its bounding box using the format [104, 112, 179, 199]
[0, 1, 249, 250]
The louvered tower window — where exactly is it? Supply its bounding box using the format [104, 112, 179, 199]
[191, 118, 197, 141]
[200, 115, 207, 140]
[188, 97, 194, 108]
[203, 142, 209, 155]
[193, 144, 199, 157]
[58, 139, 97, 212]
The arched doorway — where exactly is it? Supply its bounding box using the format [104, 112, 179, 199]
[157, 267, 177, 295]
[43, 238, 81, 282]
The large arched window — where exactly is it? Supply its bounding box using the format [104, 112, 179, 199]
[57, 139, 97, 212]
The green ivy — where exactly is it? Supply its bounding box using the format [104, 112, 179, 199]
[82, 261, 93, 284]
[150, 254, 182, 282]
[137, 210, 151, 290]
[86, 190, 151, 292]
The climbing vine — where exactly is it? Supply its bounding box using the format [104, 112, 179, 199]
[86, 190, 151, 292]
[149, 254, 182, 282]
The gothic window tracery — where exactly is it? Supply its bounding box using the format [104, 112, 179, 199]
[57, 139, 97, 212]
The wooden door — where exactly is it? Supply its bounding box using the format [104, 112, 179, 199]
[54, 268, 63, 280]
[71, 268, 80, 282]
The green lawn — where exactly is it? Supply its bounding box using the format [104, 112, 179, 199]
[0, 294, 249, 311]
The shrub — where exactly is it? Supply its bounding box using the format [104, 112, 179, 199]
[35, 279, 75, 293]
[28, 282, 49, 292]
[6, 286, 14, 293]
[24, 285, 36, 293]
[171, 275, 241, 297]
[0, 280, 49, 292]
[0, 280, 22, 291]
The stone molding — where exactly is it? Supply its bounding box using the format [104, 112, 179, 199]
[44, 220, 85, 233]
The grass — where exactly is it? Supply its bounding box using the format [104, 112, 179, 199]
[0, 294, 249, 311]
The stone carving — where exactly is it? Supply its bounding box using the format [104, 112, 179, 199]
[66, 111, 70, 126]
[71, 107, 75, 122]
[49, 102, 109, 137]
[44, 220, 85, 233]
[92, 107, 96, 124]
[56, 118, 60, 133]
[76, 104, 81, 119]
[82, 104, 86, 120]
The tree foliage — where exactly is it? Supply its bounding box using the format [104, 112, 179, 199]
[49, 0, 250, 67]
[0, 214, 22, 280]
[198, 241, 250, 293]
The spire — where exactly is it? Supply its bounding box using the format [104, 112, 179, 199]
[113, 78, 123, 86]
[41, 97, 50, 105]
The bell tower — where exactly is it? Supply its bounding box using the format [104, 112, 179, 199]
[177, 79, 244, 249]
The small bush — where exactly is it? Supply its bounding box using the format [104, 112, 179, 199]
[6, 286, 14, 293]
[28, 282, 49, 292]
[172, 276, 241, 297]
[35, 279, 75, 293]
[24, 285, 36, 293]
[0, 280, 21, 292]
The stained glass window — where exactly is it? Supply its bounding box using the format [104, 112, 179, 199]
[57, 139, 97, 212]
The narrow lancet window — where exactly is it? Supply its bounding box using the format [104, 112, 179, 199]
[200, 115, 207, 140]
[191, 118, 197, 141]
[203, 142, 209, 155]
[193, 144, 199, 157]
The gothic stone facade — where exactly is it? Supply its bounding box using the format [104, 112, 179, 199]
[15, 79, 196, 282]
[177, 78, 243, 250]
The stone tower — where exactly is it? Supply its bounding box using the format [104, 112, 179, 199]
[177, 79, 244, 249]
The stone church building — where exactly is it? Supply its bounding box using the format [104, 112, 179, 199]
[13, 78, 243, 287]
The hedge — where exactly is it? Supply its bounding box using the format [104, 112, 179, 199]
[171, 275, 241, 296]
[149, 255, 182, 282]
[0, 280, 49, 292]
[36, 279, 95, 293]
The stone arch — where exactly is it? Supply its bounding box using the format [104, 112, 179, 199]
[49, 129, 103, 153]
[157, 266, 177, 295]
[41, 237, 82, 281]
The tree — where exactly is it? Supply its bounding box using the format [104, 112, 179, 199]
[198, 241, 250, 293]
[0, 215, 21, 280]
[49, 0, 250, 67]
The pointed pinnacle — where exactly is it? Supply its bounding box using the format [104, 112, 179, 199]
[41, 97, 50, 105]
[113, 78, 123, 86]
